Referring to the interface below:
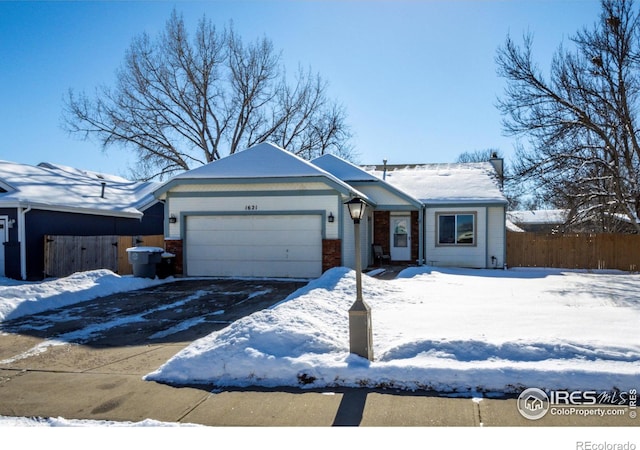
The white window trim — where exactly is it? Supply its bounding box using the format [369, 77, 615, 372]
[436, 212, 477, 247]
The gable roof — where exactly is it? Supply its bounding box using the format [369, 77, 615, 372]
[174, 142, 328, 180]
[0, 160, 159, 218]
[312, 154, 422, 208]
[363, 162, 508, 205]
[156, 142, 372, 202]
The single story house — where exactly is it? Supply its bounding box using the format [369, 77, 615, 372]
[0, 161, 163, 280]
[154, 142, 508, 278]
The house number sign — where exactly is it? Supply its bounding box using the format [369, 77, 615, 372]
[245, 205, 258, 211]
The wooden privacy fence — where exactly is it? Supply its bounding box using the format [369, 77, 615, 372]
[44, 235, 165, 278]
[507, 232, 640, 272]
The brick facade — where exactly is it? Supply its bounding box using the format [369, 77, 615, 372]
[165, 239, 184, 275]
[373, 211, 391, 256]
[322, 239, 342, 272]
[373, 210, 419, 263]
[411, 210, 420, 262]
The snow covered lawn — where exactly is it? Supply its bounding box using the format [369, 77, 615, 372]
[145, 267, 640, 395]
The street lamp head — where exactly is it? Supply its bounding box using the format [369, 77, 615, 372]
[345, 197, 366, 223]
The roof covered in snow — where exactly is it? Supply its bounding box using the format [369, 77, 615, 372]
[312, 154, 422, 208]
[312, 154, 380, 182]
[0, 160, 160, 218]
[363, 162, 507, 205]
[173, 142, 328, 180]
[157, 142, 371, 201]
[507, 209, 568, 225]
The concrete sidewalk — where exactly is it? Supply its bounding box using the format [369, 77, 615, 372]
[0, 336, 636, 427]
[0, 338, 500, 426]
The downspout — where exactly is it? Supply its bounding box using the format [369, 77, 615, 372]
[18, 204, 32, 280]
[338, 195, 345, 266]
[503, 204, 507, 269]
[485, 209, 489, 269]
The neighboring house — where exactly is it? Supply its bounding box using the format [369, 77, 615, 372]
[507, 209, 568, 233]
[508, 209, 639, 234]
[154, 142, 508, 278]
[0, 161, 163, 280]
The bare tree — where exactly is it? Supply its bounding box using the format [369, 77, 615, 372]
[63, 10, 352, 180]
[455, 148, 502, 163]
[496, 0, 640, 232]
[454, 148, 526, 210]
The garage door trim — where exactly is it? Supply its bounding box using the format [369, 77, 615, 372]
[182, 210, 327, 278]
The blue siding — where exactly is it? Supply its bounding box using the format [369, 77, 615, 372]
[15, 203, 164, 280]
[0, 208, 20, 279]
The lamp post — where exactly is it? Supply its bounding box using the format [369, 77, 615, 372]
[344, 197, 373, 361]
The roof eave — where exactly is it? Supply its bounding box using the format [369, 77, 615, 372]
[0, 200, 144, 219]
[153, 174, 376, 207]
[422, 198, 509, 207]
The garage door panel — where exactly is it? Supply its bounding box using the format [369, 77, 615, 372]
[189, 231, 318, 247]
[188, 260, 320, 278]
[188, 245, 319, 261]
[185, 215, 322, 278]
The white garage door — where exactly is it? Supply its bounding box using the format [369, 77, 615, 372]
[185, 215, 323, 278]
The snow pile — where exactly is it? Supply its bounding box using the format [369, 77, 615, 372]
[0, 415, 201, 427]
[0, 270, 170, 322]
[146, 267, 640, 394]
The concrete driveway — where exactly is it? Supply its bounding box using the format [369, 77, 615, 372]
[0, 278, 307, 348]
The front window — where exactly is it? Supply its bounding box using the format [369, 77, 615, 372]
[437, 213, 476, 246]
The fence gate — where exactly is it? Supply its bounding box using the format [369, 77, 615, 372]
[44, 235, 165, 278]
[44, 235, 119, 278]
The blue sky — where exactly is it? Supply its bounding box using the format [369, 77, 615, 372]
[0, 0, 603, 178]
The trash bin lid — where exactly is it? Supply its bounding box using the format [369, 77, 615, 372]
[126, 246, 165, 253]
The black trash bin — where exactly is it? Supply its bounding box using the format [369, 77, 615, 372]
[126, 247, 164, 278]
[157, 252, 176, 279]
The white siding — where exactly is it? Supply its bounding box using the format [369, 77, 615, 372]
[486, 206, 506, 268]
[356, 184, 414, 207]
[425, 206, 488, 268]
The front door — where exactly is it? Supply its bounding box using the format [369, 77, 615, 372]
[390, 215, 411, 261]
